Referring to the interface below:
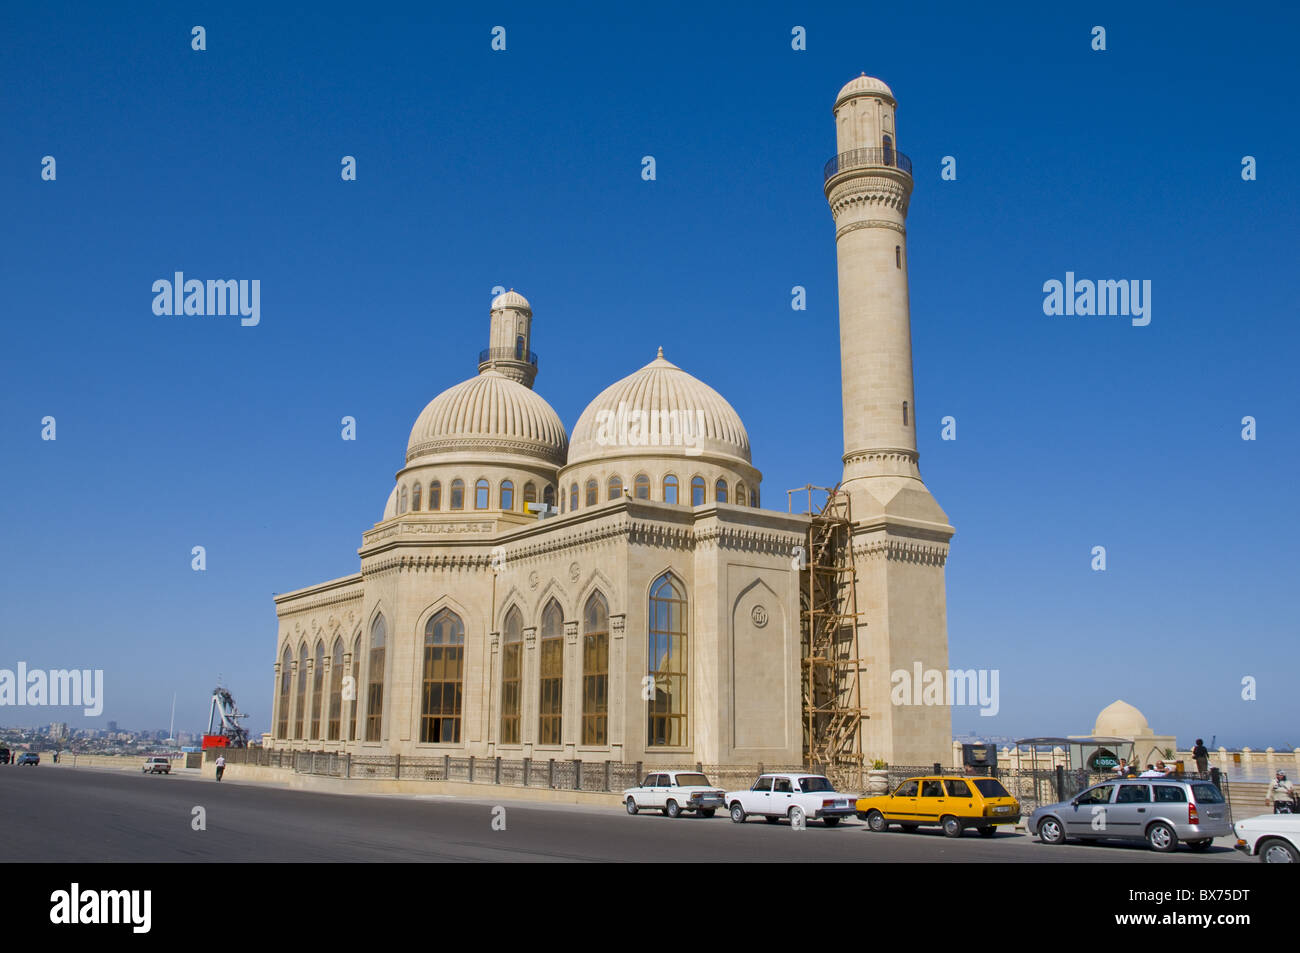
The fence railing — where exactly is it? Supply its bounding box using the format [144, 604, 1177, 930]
[823, 146, 913, 181]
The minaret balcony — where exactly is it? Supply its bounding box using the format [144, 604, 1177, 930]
[478, 347, 538, 368]
[824, 147, 913, 182]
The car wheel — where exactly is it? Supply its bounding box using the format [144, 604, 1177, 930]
[789, 806, 806, 827]
[1187, 839, 1212, 852]
[941, 815, 963, 838]
[665, 799, 681, 819]
[625, 797, 639, 815]
[699, 808, 715, 818]
[823, 817, 841, 827]
[977, 826, 997, 838]
[729, 802, 746, 824]
[1260, 838, 1299, 863]
[1038, 816, 1066, 845]
[866, 810, 888, 832]
[1146, 821, 1177, 853]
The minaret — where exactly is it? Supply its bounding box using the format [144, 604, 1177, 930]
[824, 75, 955, 765]
[478, 289, 537, 387]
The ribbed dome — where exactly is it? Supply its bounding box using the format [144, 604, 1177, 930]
[567, 349, 750, 466]
[407, 370, 567, 465]
[835, 73, 893, 106]
[491, 290, 531, 312]
[1093, 700, 1151, 738]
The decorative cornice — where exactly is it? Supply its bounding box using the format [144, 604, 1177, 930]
[406, 435, 565, 467]
[852, 537, 949, 567]
[828, 176, 910, 219]
[836, 218, 905, 240]
[276, 585, 364, 618]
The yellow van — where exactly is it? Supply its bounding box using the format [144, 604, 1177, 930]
[855, 776, 1020, 837]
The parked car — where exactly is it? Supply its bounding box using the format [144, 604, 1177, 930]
[1234, 813, 1300, 862]
[623, 771, 725, 817]
[0, 747, 10, 764]
[17, 753, 39, 766]
[855, 775, 1021, 837]
[1030, 777, 1230, 852]
[142, 757, 172, 775]
[725, 773, 856, 826]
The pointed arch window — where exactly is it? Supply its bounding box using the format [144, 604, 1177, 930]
[582, 592, 609, 746]
[648, 573, 688, 747]
[500, 480, 514, 511]
[276, 646, 292, 738]
[350, 634, 361, 741]
[585, 479, 598, 506]
[735, 481, 746, 505]
[294, 643, 308, 739]
[691, 476, 706, 506]
[366, 616, 386, 741]
[411, 483, 422, 511]
[328, 637, 344, 740]
[607, 475, 623, 500]
[310, 640, 325, 740]
[429, 480, 441, 510]
[475, 479, 490, 509]
[399, 486, 408, 514]
[421, 608, 465, 743]
[538, 600, 564, 745]
[663, 474, 679, 504]
[715, 478, 728, 503]
[523, 482, 537, 507]
[634, 474, 650, 499]
[883, 133, 895, 166]
[500, 607, 523, 745]
[450, 479, 465, 510]
[570, 483, 579, 511]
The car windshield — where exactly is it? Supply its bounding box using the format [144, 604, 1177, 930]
[1191, 783, 1225, 804]
[673, 773, 710, 787]
[799, 776, 835, 792]
[971, 778, 1010, 798]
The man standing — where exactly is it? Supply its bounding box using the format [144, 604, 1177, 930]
[215, 754, 226, 782]
[1265, 772, 1295, 813]
[1192, 738, 1209, 776]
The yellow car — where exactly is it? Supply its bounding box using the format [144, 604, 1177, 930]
[855, 776, 1021, 838]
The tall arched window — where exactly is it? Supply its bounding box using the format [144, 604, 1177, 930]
[429, 480, 442, 510]
[648, 573, 688, 747]
[582, 592, 609, 746]
[691, 476, 706, 506]
[607, 475, 623, 500]
[277, 646, 292, 738]
[663, 474, 679, 504]
[399, 486, 408, 514]
[310, 640, 325, 740]
[735, 481, 746, 505]
[523, 482, 537, 507]
[585, 479, 598, 506]
[328, 637, 344, 740]
[475, 479, 489, 509]
[450, 479, 465, 510]
[543, 484, 555, 507]
[500, 607, 523, 745]
[411, 483, 422, 511]
[366, 616, 386, 741]
[421, 608, 465, 743]
[500, 480, 514, 511]
[294, 643, 308, 739]
[515, 334, 525, 360]
[570, 483, 579, 511]
[538, 600, 564, 745]
[902, 401, 909, 426]
[634, 474, 650, 499]
[750, 488, 758, 507]
[350, 634, 361, 741]
[715, 478, 728, 503]
[883, 133, 895, 166]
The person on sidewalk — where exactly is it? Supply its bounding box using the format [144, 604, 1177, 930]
[1192, 739, 1209, 776]
[215, 755, 226, 782]
[1265, 771, 1295, 813]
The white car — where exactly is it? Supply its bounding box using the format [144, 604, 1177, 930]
[1234, 813, 1300, 862]
[623, 771, 726, 818]
[141, 757, 171, 774]
[725, 773, 857, 827]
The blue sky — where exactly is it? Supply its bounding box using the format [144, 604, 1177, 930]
[2, 2, 1296, 748]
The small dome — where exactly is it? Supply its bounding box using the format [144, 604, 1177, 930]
[835, 73, 894, 107]
[491, 289, 531, 313]
[567, 349, 750, 467]
[1093, 699, 1151, 738]
[407, 370, 567, 465]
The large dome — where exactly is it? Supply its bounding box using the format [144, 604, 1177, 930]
[567, 349, 750, 467]
[835, 73, 894, 106]
[406, 370, 567, 466]
[1093, 700, 1151, 738]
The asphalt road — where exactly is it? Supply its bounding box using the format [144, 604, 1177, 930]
[0, 766, 1253, 863]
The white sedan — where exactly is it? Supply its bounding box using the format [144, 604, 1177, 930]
[1234, 813, 1300, 862]
[623, 771, 726, 818]
[725, 773, 857, 827]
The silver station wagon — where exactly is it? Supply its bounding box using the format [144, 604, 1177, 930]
[1030, 777, 1231, 852]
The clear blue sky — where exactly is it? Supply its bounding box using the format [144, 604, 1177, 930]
[2, 2, 1296, 748]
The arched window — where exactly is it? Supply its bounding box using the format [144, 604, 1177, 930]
[429, 480, 441, 510]
[883, 133, 894, 166]
[350, 634, 361, 741]
[328, 637, 344, 741]
[523, 482, 537, 507]
[399, 486, 408, 514]
[902, 401, 909, 426]
[543, 484, 555, 507]
[276, 646, 292, 739]
[538, 600, 564, 745]
[663, 474, 679, 504]
[582, 592, 609, 746]
[515, 334, 525, 360]
[421, 608, 465, 743]
[735, 481, 746, 505]
[570, 483, 579, 511]
[310, 640, 325, 740]
[715, 478, 728, 503]
[585, 479, 598, 506]
[450, 479, 465, 510]
[500, 480, 514, 511]
[634, 474, 650, 499]
[294, 643, 308, 739]
[366, 616, 386, 741]
[750, 488, 758, 507]
[500, 607, 523, 745]
[607, 475, 623, 500]
[648, 573, 688, 747]
[895, 245, 901, 269]
[475, 479, 489, 509]
[691, 476, 706, 506]
[411, 483, 422, 512]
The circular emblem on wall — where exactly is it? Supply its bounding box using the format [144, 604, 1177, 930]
[528, 570, 539, 590]
[569, 562, 580, 583]
[751, 605, 769, 628]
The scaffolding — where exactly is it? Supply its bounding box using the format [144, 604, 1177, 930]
[788, 484, 867, 791]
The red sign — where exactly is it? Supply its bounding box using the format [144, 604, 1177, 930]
[201, 734, 229, 750]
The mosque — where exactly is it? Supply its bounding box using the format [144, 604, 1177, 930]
[269, 74, 956, 768]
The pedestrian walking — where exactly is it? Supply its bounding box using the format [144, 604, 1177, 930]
[215, 754, 226, 782]
[1191, 738, 1209, 776]
[1265, 772, 1295, 813]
